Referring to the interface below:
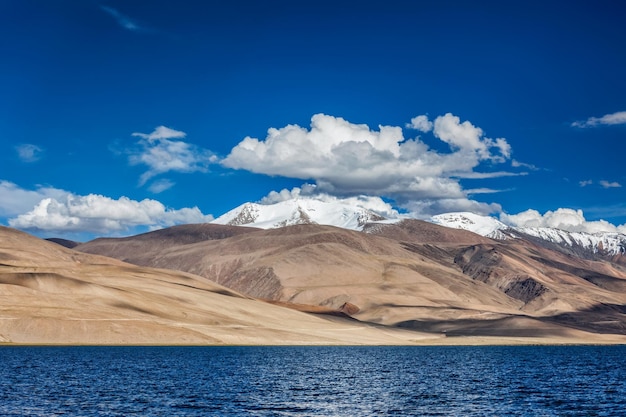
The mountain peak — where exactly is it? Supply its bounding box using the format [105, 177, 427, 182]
[211, 198, 388, 231]
[430, 212, 509, 239]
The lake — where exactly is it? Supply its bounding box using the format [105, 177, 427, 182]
[1, 345, 625, 416]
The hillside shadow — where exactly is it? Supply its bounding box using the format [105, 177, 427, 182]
[395, 302, 626, 337]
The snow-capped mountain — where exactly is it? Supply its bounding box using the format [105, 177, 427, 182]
[211, 199, 389, 231]
[430, 212, 626, 256]
[430, 212, 510, 240]
[211, 199, 626, 257]
[516, 227, 626, 256]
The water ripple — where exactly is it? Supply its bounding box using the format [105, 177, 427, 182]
[1, 345, 625, 416]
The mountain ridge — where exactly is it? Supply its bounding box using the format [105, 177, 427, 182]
[211, 198, 626, 259]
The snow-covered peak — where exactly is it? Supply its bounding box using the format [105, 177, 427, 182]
[518, 227, 626, 256]
[211, 198, 388, 231]
[429, 212, 626, 256]
[430, 212, 509, 239]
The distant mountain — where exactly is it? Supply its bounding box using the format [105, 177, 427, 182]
[430, 212, 626, 259]
[211, 199, 389, 230]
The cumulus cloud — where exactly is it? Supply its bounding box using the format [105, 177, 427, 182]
[15, 144, 44, 163]
[222, 113, 513, 214]
[579, 179, 593, 187]
[8, 192, 213, 234]
[129, 126, 217, 186]
[0, 180, 69, 217]
[501, 208, 626, 234]
[600, 180, 622, 189]
[406, 115, 433, 132]
[572, 111, 626, 128]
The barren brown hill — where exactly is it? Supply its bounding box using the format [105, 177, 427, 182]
[75, 223, 259, 263]
[363, 219, 494, 245]
[76, 222, 626, 342]
[0, 226, 441, 345]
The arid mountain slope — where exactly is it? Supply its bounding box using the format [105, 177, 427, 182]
[76, 222, 626, 339]
[0, 226, 435, 345]
[76, 223, 259, 262]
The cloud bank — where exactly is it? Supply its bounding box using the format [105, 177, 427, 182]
[223, 113, 515, 216]
[129, 126, 217, 186]
[501, 208, 626, 234]
[9, 193, 213, 234]
[572, 111, 626, 128]
[1, 181, 213, 235]
[0, 181, 69, 217]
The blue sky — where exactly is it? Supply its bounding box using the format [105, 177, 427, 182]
[2, 0, 625, 240]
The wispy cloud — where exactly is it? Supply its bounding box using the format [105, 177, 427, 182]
[148, 179, 175, 194]
[571, 111, 626, 128]
[511, 159, 539, 171]
[100, 5, 146, 32]
[578, 179, 621, 188]
[15, 144, 43, 163]
[600, 180, 622, 188]
[128, 126, 217, 187]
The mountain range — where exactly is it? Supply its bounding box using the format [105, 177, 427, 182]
[214, 199, 626, 260]
[4, 197, 626, 345]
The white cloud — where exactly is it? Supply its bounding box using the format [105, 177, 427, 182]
[432, 113, 511, 163]
[579, 179, 593, 187]
[406, 115, 433, 132]
[15, 144, 43, 163]
[259, 186, 401, 218]
[0, 180, 69, 217]
[100, 5, 145, 32]
[259, 184, 317, 204]
[572, 111, 626, 128]
[404, 198, 502, 218]
[128, 126, 217, 186]
[8, 193, 213, 234]
[600, 180, 622, 189]
[501, 208, 626, 234]
[432, 113, 483, 152]
[222, 113, 512, 212]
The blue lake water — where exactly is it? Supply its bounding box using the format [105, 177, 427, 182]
[1, 345, 625, 416]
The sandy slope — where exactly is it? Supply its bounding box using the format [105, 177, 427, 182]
[1, 226, 440, 345]
[75, 223, 626, 344]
